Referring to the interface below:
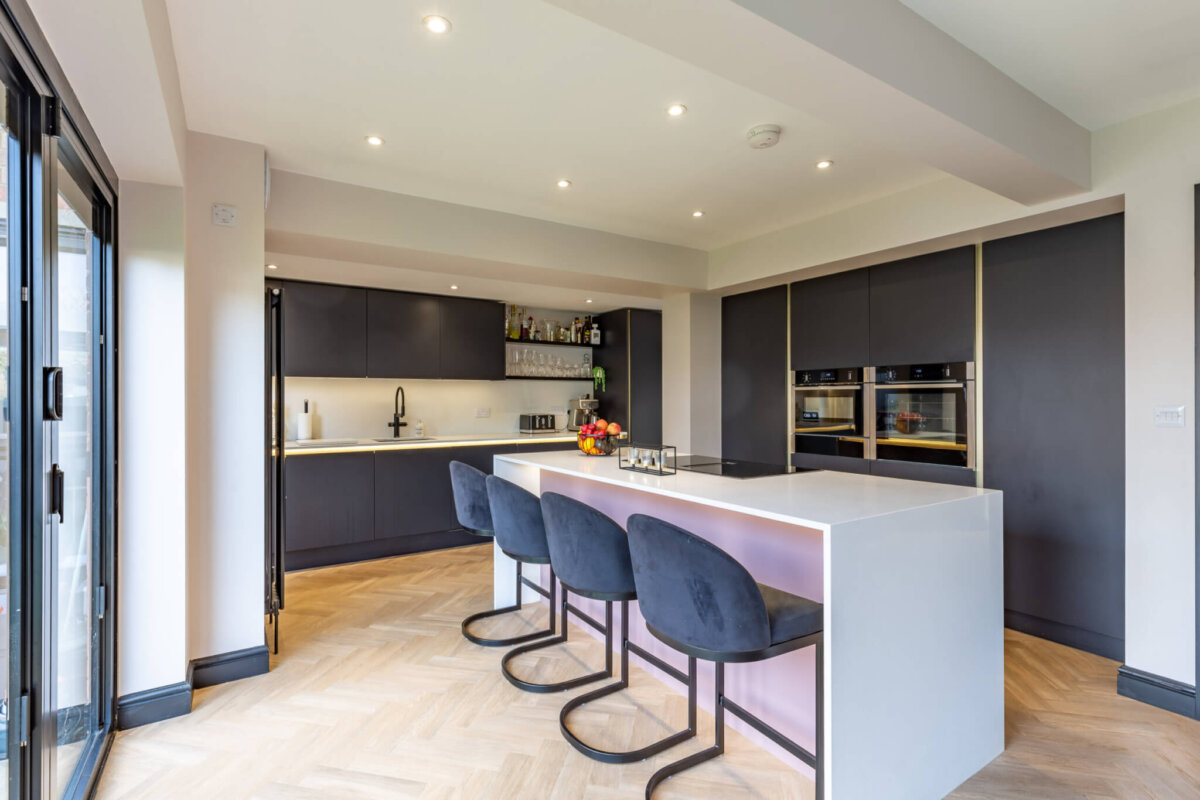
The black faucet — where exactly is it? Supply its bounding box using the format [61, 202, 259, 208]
[388, 385, 408, 438]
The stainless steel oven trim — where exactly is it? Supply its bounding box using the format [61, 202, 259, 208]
[793, 383, 864, 390]
[965, 379, 976, 470]
[869, 380, 976, 468]
[874, 382, 965, 390]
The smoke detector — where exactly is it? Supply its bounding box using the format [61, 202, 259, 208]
[746, 124, 782, 149]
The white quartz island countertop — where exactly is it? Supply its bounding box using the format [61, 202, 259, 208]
[494, 449, 994, 530]
[492, 449, 1005, 800]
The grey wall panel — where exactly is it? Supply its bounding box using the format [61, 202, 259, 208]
[983, 213, 1125, 659]
[722, 286, 787, 465]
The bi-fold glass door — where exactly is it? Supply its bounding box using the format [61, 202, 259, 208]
[0, 26, 114, 800]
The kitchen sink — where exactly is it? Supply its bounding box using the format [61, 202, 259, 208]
[372, 437, 436, 443]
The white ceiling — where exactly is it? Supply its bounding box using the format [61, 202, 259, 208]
[900, 0, 1200, 130]
[165, 0, 941, 250]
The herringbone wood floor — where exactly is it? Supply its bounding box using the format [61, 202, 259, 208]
[95, 544, 1200, 799]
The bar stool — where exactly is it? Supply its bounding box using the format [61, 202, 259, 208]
[540, 492, 698, 763]
[486, 476, 611, 694]
[450, 461, 555, 647]
[625, 513, 824, 800]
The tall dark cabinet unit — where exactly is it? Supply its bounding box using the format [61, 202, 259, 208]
[282, 282, 367, 377]
[869, 246, 976, 365]
[595, 309, 663, 444]
[983, 213, 1125, 660]
[722, 286, 788, 465]
[791, 268, 870, 370]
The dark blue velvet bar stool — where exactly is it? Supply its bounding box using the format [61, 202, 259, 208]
[540, 492, 698, 763]
[626, 513, 824, 800]
[450, 461, 556, 647]
[486, 475, 612, 694]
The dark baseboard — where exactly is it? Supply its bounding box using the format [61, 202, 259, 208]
[188, 645, 270, 690]
[286, 529, 482, 571]
[1005, 609, 1124, 661]
[115, 681, 193, 730]
[1117, 665, 1197, 719]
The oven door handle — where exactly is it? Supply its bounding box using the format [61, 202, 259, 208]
[794, 384, 863, 391]
[875, 382, 964, 390]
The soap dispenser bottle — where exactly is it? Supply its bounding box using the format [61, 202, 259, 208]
[414, 418, 425, 438]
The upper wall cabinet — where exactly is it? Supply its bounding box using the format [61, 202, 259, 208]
[868, 247, 976, 365]
[439, 296, 506, 380]
[282, 282, 367, 377]
[790, 268, 869, 371]
[366, 290, 440, 379]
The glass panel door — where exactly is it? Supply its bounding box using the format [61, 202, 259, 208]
[46, 155, 98, 799]
[874, 384, 970, 467]
[0, 78, 14, 798]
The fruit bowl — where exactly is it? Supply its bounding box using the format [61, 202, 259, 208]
[577, 432, 618, 456]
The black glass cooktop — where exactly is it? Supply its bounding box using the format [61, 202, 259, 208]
[675, 455, 818, 480]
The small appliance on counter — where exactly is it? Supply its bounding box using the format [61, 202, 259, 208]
[568, 395, 599, 431]
[519, 413, 558, 433]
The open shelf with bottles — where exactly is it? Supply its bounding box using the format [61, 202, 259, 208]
[504, 338, 594, 348]
[505, 303, 602, 348]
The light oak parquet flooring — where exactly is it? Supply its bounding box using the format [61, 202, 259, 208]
[95, 544, 1200, 799]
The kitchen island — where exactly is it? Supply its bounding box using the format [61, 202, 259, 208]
[493, 450, 1003, 800]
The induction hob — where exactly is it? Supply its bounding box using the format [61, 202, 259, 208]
[674, 455, 818, 480]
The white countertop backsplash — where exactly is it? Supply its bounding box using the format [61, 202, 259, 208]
[284, 376, 592, 441]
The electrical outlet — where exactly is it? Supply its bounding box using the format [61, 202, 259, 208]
[475, 407, 491, 418]
[211, 203, 238, 227]
[1154, 405, 1186, 427]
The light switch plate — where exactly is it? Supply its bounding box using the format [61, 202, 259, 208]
[1154, 405, 1186, 427]
[211, 203, 238, 227]
[475, 407, 490, 418]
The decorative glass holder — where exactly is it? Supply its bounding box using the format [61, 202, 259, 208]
[618, 443, 676, 476]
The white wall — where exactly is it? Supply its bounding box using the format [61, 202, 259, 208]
[117, 182, 187, 696]
[284, 377, 593, 441]
[709, 95, 1200, 686]
[661, 293, 722, 455]
[184, 133, 266, 661]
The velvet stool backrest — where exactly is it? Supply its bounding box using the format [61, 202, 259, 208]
[449, 461, 492, 533]
[626, 513, 771, 654]
[541, 492, 635, 598]
[485, 474, 551, 562]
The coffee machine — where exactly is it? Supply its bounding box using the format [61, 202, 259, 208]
[568, 395, 599, 431]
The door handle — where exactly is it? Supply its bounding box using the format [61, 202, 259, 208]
[50, 464, 64, 523]
[44, 367, 63, 420]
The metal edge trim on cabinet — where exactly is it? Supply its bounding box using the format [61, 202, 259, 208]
[114, 682, 193, 730]
[1117, 665, 1197, 720]
[186, 645, 270, 690]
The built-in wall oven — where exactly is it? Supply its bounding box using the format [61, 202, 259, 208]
[872, 362, 975, 470]
[793, 368, 869, 461]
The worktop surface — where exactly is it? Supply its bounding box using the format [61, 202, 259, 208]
[284, 431, 577, 455]
[496, 449, 996, 529]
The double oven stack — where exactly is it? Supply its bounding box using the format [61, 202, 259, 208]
[792, 363, 976, 481]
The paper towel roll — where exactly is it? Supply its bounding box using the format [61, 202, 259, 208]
[297, 411, 313, 441]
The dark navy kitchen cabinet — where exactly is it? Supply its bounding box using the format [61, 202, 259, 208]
[366, 290, 441, 379]
[374, 449, 457, 538]
[722, 286, 787, 465]
[284, 453, 374, 551]
[440, 296, 506, 380]
[282, 282, 367, 377]
[868, 247, 976, 366]
[791, 268, 869, 371]
[596, 309, 663, 444]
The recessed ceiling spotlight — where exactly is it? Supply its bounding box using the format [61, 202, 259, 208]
[692, 210, 704, 218]
[666, 103, 687, 117]
[816, 159, 834, 169]
[365, 135, 385, 147]
[266, 263, 279, 270]
[557, 179, 572, 189]
[423, 15, 451, 34]
[586, 298, 594, 304]
[450, 284, 459, 290]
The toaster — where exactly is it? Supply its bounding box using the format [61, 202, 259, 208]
[519, 413, 557, 433]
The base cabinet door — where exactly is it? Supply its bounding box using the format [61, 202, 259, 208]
[285, 453, 375, 551]
[374, 450, 457, 538]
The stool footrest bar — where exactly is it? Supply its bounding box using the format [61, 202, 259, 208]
[722, 696, 816, 768]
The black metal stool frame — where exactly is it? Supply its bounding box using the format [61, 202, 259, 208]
[501, 578, 621, 694]
[461, 539, 559, 648]
[559, 598, 699, 764]
[642, 625, 824, 800]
